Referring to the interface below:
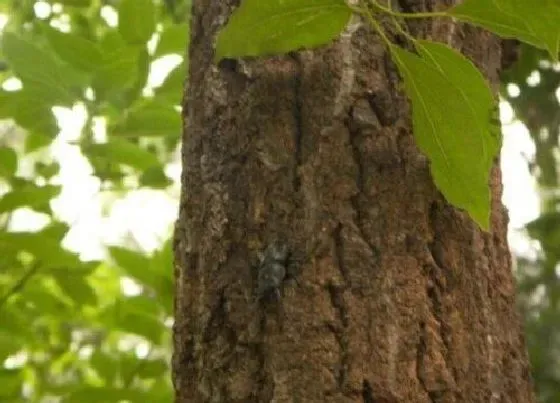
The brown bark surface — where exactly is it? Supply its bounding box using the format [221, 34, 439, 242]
[173, 1, 535, 401]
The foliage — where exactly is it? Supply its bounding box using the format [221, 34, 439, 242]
[216, 0, 560, 230]
[501, 44, 560, 403]
[0, 0, 190, 401]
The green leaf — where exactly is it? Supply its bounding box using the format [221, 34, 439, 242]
[43, 24, 103, 73]
[0, 146, 17, 178]
[53, 274, 97, 307]
[65, 387, 149, 403]
[0, 90, 60, 139]
[0, 368, 23, 398]
[140, 166, 173, 188]
[0, 184, 60, 213]
[0, 333, 21, 363]
[90, 351, 118, 383]
[84, 138, 159, 171]
[109, 246, 152, 287]
[54, 0, 91, 5]
[110, 246, 171, 302]
[118, 295, 163, 318]
[154, 64, 186, 104]
[117, 312, 164, 343]
[118, 0, 156, 45]
[215, 0, 352, 60]
[414, 40, 499, 174]
[35, 161, 60, 179]
[390, 42, 496, 229]
[0, 231, 82, 268]
[93, 33, 141, 98]
[1, 32, 75, 105]
[449, 0, 560, 61]
[111, 102, 182, 137]
[155, 23, 189, 56]
[93, 46, 140, 97]
[136, 358, 168, 378]
[526, 212, 560, 252]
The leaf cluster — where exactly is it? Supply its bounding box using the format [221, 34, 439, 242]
[215, 0, 560, 230]
[0, 0, 191, 400]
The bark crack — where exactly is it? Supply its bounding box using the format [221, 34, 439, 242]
[327, 224, 351, 391]
[362, 379, 375, 403]
[290, 52, 304, 193]
[347, 105, 381, 261]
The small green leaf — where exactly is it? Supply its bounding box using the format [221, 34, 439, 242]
[0, 146, 17, 178]
[65, 387, 149, 403]
[55, 0, 91, 5]
[84, 138, 159, 171]
[155, 64, 186, 104]
[0, 368, 23, 398]
[117, 312, 164, 343]
[90, 352, 118, 383]
[0, 184, 60, 213]
[112, 102, 181, 137]
[140, 166, 172, 188]
[391, 42, 496, 229]
[155, 23, 189, 57]
[93, 46, 140, 97]
[215, 0, 352, 60]
[0, 90, 61, 144]
[0, 230, 82, 268]
[43, 24, 103, 72]
[118, 0, 156, 44]
[136, 358, 168, 378]
[449, 0, 560, 61]
[54, 274, 97, 307]
[35, 161, 60, 179]
[109, 246, 153, 286]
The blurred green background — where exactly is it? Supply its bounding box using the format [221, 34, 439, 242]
[0, 1, 558, 402]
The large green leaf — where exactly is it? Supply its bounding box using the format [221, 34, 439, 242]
[449, 0, 560, 61]
[0, 184, 60, 213]
[391, 43, 496, 230]
[93, 33, 140, 97]
[118, 0, 156, 45]
[414, 40, 499, 174]
[0, 90, 59, 140]
[83, 138, 159, 171]
[154, 64, 186, 104]
[109, 246, 153, 287]
[43, 24, 102, 73]
[110, 246, 171, 303]
[0, 368, 23, 398]
[0, 146, 17, 178]
[53, 274, 97, 307]
[215, 0, 352, 60]
[155, 23, 190, 57]
[1, 32, 75, 105]
[111, 101, 182, 137]
[65, 387, 149, 403]
[53, 0, 91, 5]
[0, 231, 82, 268]
[139, 166, 173, 189]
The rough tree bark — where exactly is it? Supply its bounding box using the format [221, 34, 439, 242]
[173, 0, 535, 401]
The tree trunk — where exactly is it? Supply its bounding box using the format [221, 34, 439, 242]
[173, 1, 535, 401]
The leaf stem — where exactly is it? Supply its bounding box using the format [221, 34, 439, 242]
[0, 262, 40, 309]
[354, 2, 393, 50]
[369, 0, 448, 19]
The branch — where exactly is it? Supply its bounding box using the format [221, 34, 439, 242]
[0, 261, 40, 308]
